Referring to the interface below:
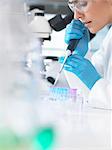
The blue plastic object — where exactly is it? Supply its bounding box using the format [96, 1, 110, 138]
[60, 55, 101, 89]
[49, 87, 77, 101]
[65, 19, 90, 57]
[32, 127, 55, 150]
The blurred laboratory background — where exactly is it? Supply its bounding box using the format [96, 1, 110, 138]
[0, 0, 111, 150]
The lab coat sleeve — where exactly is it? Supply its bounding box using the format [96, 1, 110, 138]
[87, 27, 112, 110]
[91, 49, 105, 76]
[88, 78, 111, 110]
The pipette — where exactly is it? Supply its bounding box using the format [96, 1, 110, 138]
[53, 39, 79, 86]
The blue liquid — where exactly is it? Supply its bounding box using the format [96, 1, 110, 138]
[49, 87, 77, 101]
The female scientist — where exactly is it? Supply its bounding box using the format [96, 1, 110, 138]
[60, 0, 112, 109]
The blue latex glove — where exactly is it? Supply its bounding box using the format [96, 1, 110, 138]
[59, 55, 101, 90]
[65, 19, 90, 57]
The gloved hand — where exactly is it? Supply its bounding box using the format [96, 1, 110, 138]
[65, 19, 90, 57]
[59, 55, 101, 89]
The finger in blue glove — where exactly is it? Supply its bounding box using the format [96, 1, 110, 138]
[65, 20, 85, 43]
[63, 55, 101, 90]
[58, 57, 65, 64]
[65, 19, 90, 57]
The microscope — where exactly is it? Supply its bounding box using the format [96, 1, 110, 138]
[28, 5, 74, 84]
[28, 5, 95, 85]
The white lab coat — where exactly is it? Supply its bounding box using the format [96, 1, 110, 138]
[88, 26, 112, 110]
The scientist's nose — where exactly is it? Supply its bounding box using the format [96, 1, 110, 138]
[74, 9, 84, 20]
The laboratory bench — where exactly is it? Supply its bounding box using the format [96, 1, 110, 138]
[40, 60, 111, 150]
[0, 59, 111, 150]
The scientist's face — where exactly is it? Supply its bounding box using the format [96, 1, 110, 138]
[68, 0, 112, 33]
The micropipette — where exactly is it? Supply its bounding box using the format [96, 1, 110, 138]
[53, 39, 80, 86]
